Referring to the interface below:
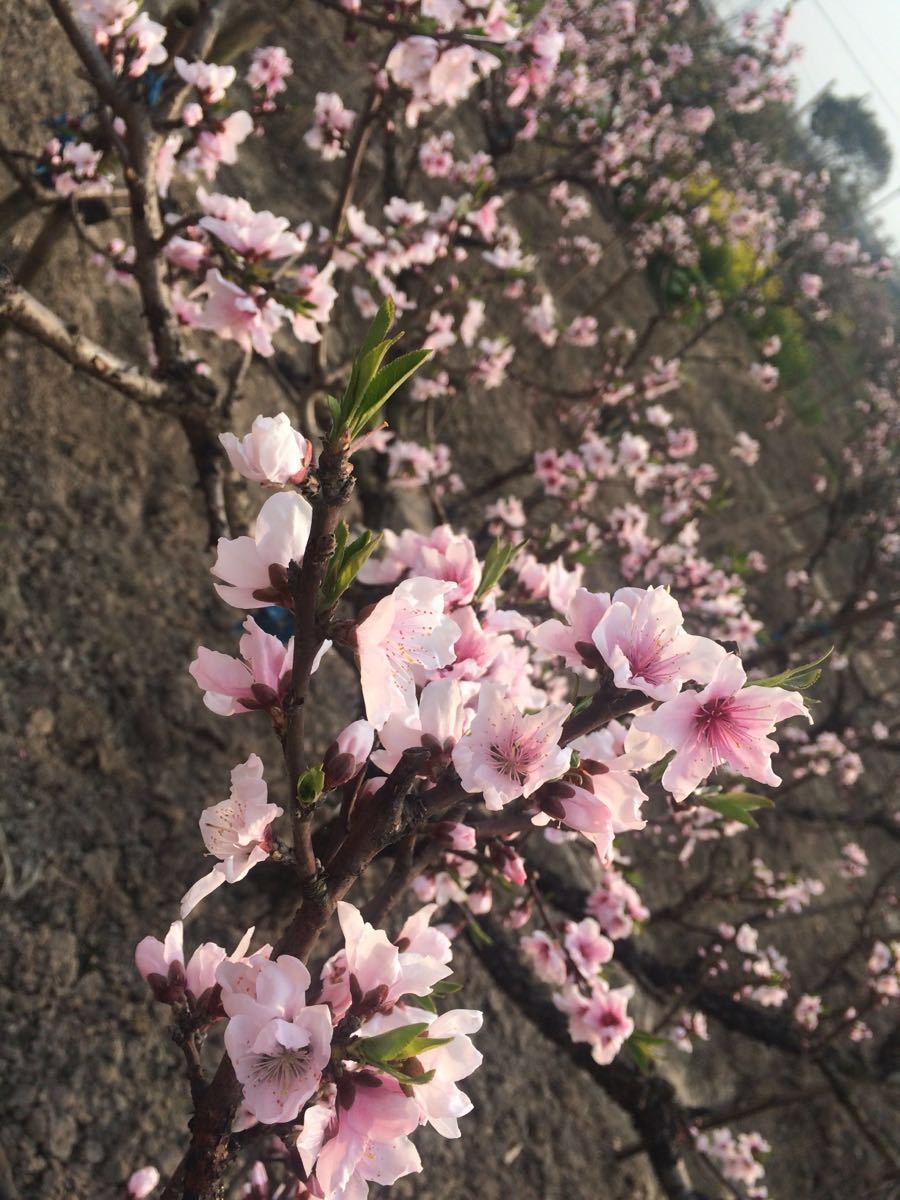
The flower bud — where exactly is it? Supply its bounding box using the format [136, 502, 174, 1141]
[127, 1167, 160, 1199]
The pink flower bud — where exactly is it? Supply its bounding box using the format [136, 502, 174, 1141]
[127, 1166, 160, 1198]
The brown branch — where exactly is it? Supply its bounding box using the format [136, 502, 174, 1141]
[330, 82, 384, 240]
[46, 0, 129, 114]
[560, 678, 648, 745]
[284, 441, 354, 890]
[0, 271, 172, 407]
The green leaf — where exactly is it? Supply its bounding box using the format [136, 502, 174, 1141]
[400, 993, 437, 1014]
[474, 538, 525, 602]
[326, 395, 342, 427]
[647, 751, 675, 784]
[701, 792, 774, 828]
[375, 1062, 437, 1086]
[359, 295, 396, 359]
[346, 335, 403, 420]
[625, 1029, 667, 1072]
[354, 1023, 429, 1065]
[432, 980, 462, 995]
[339, 530, 383, 586]
[296, 765, 325, 809]
[406, 1033, 454, 1054]
[754, 648, 832, 692]
[350, 349, 433, 436]
[465, 915, 493, 947]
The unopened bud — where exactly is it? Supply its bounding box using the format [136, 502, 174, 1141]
[538, 792, 567, 822]
[323, 751, 356, 791]
[574, 640, 605, 670]
[579, 759, 609, 776]
[354, 1070, 383, 1088]
[337, 1073, 357, 1111]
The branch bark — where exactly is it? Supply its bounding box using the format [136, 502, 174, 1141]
[0, 271, 172, 407]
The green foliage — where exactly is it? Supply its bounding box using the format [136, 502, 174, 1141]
[353, 1021, 454, 1085]
[296, 765, 325, 809]
[701, 792, 774, 829]
[625, 1030, 668, 1072]
[328, 297, 432, 442]
[319, 521, 382, 609]
[755, 648, 832, 692]
[811, 93, 893, 192]
[474, 538, 525, 602]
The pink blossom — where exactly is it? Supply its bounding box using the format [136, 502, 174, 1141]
[189, 614, 328, 716]
[452, 683, 571, 809]
[555, 980, 634, 1064]
[75, 0, 138, 40]
[174, 57, 236, 103]
[318, 902, 451, 1020]
[485, 495, 526, 530]
[164, 235, 207, 271]
[156, 133, 182, 196]
[291, 265, 338, 344]
[246, 46, 293, 99]
[194, 268, 286, 356]
[586, 870, 649, 940]
[411, 1007, 483, 1137]
[799, 271, 823, 299]
[531, 587, 611, 672]
[124, 13, 167, 77]
[563, 918, 614, 976]
[199, 198, 307, 260]
[793, 993, 822, 1031]
[534, 768, 646, 862]
[323, 719, 376, 789]
[459, 298, 485, 347]
[306, 1079, 422, 1197]
[191, 111, 254, 180]
[356, 577, 459, 728]
[358, 525, 481, 606]
[592, 586, 725, 701]
[180, 755, 283, 916]
[222, 956, 333, 1123]
[633, 654, 810, 802]
[731, 431, 760, 465]
[521, 930, 567, 985]
[135, 922, 254, 1005]
[219, 412, 312, 486]
[666, 427, 698, 458]
[305, 92, 356, 160]
[372, 678, 468, 773]
[750, 361, 779, 391]
[696, 1128, 770, 1193]
[211, 490, 312, 608]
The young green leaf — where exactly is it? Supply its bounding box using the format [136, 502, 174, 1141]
[474, 538, 525, 602]
[399, 993, 438, 1014]
[350, 348, 434, 437]
[625, 1029, 667, 1072]
[432, 979, 462, 996]
[354, 1023, 430, 1065]
[701, 792, 774, 828]
[754, 648, 832, 691]
[296, 765, 325, 810]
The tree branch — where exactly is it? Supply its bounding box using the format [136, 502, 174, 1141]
[0, 270, 172, 407]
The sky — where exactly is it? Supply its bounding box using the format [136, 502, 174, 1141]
[711, 0, 900, 248]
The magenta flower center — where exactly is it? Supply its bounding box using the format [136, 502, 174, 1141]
[488, 729, 544, 784]
[696, 696, 735, 746]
